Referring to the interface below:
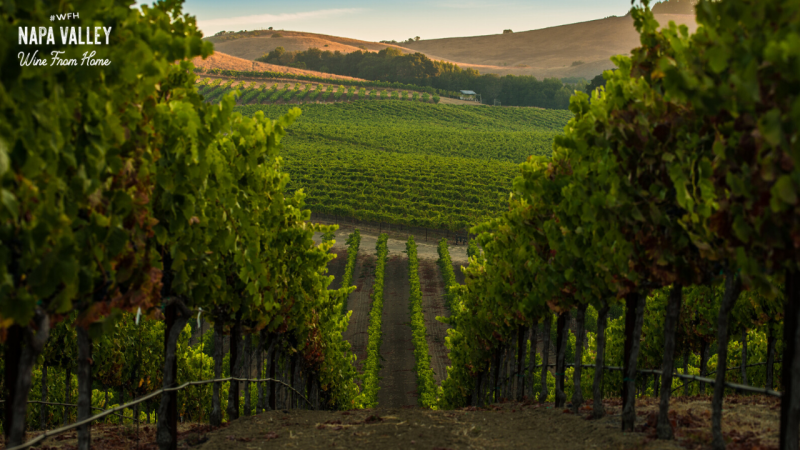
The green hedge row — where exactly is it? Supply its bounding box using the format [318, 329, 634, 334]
[340, 229, 361, 315]
[407, 237, 438, 408]
[360, 233, 389, 407]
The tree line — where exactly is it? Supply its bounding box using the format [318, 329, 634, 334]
[257, 46, 577, 109]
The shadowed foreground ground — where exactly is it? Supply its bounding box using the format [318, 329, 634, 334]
[15, 396, 779, 449]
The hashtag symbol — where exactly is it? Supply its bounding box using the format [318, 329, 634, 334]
[50, 15, 55, 21]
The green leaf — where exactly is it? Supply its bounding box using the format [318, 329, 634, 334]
[630, 205, 645, 222]
[1, 189, 18, 221]
[712, 139, 726, 158]
[154, 225, 168, 245]
[111, 191, 133, 217]
[107, 227, 129, 257]
[732, 215, 752, 242]
[93, 212, 110, 228]
[773, 175, 798, 206]
[706, 45, 729, 74]
[759, 109, 783, 147]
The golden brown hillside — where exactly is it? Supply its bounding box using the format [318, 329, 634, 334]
[403, 13, 698, 79]
[205, 30, 416, 61]
[204, 14, 698, 80]
[191, 51, 365, 81]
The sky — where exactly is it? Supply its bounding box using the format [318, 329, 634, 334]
[178, 0, 636, 41]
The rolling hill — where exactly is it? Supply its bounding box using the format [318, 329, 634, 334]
[191, 51, 366, 81]
[206, 30, 416, 60]
[402, 13, 698, 79]
[204, 14, 698, 80]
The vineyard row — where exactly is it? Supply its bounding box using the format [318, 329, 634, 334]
[193, 67, 461, 98]
[196, 78, 442, 105]
[406, 238, 438, 408]
[360, 234, 389, 407]
[435, 1, 800, 448]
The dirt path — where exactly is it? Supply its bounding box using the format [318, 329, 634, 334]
[20, 396, 778, 449]
[191, 401, 687, 450]
[342, 247, 376, 375]
[377, 253, 417, 408]
[453, 260, 467, 285]
[419, 258, 451, 385]
[9, 422, 214, 450]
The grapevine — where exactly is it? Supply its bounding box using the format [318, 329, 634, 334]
[359, 234, 389, 407]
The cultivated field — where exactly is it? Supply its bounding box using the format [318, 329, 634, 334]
[237, 101, 572, 231]
[195, 77, 480, 106]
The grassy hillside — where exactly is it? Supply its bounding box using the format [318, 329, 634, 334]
[236, 101, 572, 230]
[403, 14, 697, 79]
[206, 14, 698, 81]
[190, 51, 364, 81]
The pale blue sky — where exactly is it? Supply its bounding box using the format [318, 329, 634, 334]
[176, 0, 635, 41]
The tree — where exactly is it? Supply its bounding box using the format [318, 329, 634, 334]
[584, 74, 606, 95]
[503, 29, 513, 34]
[651, 0, 696, 14]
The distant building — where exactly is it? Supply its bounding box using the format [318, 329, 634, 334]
[459, 90, 478, 101]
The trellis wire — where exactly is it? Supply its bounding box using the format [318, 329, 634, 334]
[4, 376, 311, 450]
[669, 360, 782, 394]
[494, 362, 782, 399]
[0, 401, 128, 420]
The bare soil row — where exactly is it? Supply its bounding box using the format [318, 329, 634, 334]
[341, 250, 376, 375]
[377, 254, 416, 407]
[324, 230, 456, 407]
[419, 258, 452, 385]
[189, 395, 778, 449]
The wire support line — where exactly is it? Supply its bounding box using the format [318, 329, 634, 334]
[0, 401, 129, 420]
[4, 376, 311, 450]
[495, 362, 782, 398]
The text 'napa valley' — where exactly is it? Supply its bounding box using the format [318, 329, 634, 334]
[17, 26, 113, 66]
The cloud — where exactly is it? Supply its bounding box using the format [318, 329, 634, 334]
[197, 8, 365, 29]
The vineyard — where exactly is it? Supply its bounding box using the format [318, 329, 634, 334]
[194, 77, 451, 105]
[235, 102, 571, 231]
[193, 67, 462, 99]
[2, 0, 800, 449]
